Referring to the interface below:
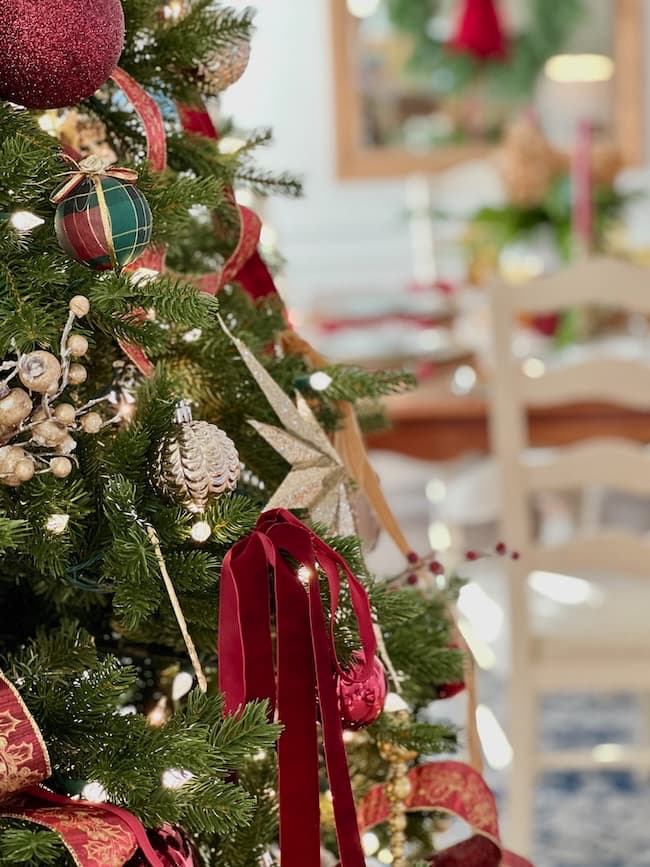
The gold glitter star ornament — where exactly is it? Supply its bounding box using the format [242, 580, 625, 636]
[223, 319, 357, 536]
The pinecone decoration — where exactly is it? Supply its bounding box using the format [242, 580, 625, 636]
[499, 114, 563, 206]
[196, 37, 251, 96]
[153, 402, 240, 513]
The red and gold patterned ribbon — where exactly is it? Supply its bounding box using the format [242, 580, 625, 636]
[357, 760, 533, 867]
[219, 509, 377, 867]
[176, 100, 277, 299]
[0, 670, 164, 867]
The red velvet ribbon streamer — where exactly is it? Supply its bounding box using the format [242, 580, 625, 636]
[219, 509, 377, 867]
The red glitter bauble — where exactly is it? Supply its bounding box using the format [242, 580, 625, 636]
[337, 654, 387, 730]
[429, 835, 501, 866]
[435, 680, 466, 700]
[0, 0, 125, 109]
[127, 824, 202, 867]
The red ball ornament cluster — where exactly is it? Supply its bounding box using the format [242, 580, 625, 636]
[0, 0, 125, 109]
[337, 653, 387, 729]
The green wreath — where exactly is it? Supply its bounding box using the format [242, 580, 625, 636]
[386, 0, 584, 100]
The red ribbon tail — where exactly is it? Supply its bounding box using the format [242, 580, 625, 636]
[274, 553, 322, 867]
[308, 579, 365, 867]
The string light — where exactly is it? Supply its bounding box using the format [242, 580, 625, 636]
[297, 564, 314, 586]
[172, 671, 194, 701]
[362, 832, 380, 855]
[191, 520, 212, 543]
[147, 696, 169, 727]
[46, 513, 70, 535]
[162, 768, 194, 789]
[162, 0, 185, 20]
[308, 371, 333, 392]
[10, 211, 44, 232]
[81, 781, 108, 803]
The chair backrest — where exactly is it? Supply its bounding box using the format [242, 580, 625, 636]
[489, 256, 650, 579]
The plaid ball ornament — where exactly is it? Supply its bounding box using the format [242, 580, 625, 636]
[53, 169, 152, 271]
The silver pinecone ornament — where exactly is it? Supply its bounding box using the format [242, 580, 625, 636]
[153, 402, 240, 513]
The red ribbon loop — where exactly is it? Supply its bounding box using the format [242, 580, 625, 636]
[219, 509, 377, 867]
[357, 760, 534, 867]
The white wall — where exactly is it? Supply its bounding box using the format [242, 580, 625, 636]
[222, 0, 650, 310]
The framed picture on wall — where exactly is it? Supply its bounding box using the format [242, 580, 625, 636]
[330, 0, 644, 178]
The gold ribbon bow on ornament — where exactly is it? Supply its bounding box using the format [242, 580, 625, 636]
[51, 155, 138, 203]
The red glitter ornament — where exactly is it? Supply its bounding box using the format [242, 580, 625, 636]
[429, 835, 501, 866]
[337, 654, 387, 730]
[0, 0, 125, 109]
[435, 680, 466, 700]
[434, 644, 465, 700]
[127, 824, 201, 867]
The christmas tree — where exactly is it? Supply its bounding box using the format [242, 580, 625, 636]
[0, 2, 475, 866]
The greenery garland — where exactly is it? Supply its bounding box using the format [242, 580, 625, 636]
[386, 0, 584, 100]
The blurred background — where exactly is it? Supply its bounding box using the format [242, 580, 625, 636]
[220, 2, 650, 865]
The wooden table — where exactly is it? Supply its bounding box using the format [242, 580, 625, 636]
[366, 383, 650, 460]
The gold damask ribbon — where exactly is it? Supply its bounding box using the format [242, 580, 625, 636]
[0, 669, 163, 867]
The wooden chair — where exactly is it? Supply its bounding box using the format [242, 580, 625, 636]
[488, 256, 650, 855]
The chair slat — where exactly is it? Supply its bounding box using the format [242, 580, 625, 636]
[523, 438, 650, 493]
[530, 529, 650, 577]
[536, 748, 650, 771]
[520, 358, 650, 409]
[508, 257, 650, 314]
[533, 656, 650, 692]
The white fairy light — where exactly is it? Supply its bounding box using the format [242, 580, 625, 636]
[191, 520, 212, 543]
[297, 565, 314, 585]
[309, 371, 333, 392]
[362, 832, 380, 855]
[10, 211, 44, 232]
[172, 671, 194, 701]
[162, 768, 194, 789]
[46, 513, 70, 535]
[82, 781, 108, 803]
[383, 692, 409, 714]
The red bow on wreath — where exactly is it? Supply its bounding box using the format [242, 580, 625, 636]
[219, 509, 378, 867]
[449, 0, 508, 60]
[0, 671, 164, 867]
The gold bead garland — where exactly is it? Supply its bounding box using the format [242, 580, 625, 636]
[378, 702, 418, 867]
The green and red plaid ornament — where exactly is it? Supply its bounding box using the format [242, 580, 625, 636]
[51, 155, 152, 271]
